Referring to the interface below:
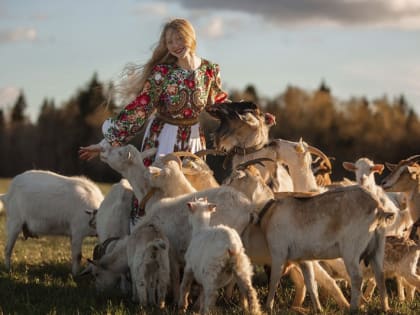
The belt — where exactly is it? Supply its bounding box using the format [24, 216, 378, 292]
[156, 113, 199, 126]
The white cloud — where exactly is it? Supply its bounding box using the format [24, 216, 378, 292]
[133, 2, 169, 17]
[0, 87, 20, 109]
[163, 0, 420, 29]
[0, 28, 38, 44]
[201, 17, 224, 38]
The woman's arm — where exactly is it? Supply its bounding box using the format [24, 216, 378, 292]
[79, 67, 164, 160]
[206, 63, 229, 105]
[102, 68, 164, 147]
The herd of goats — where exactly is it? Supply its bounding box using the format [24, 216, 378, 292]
[0, 101, 419, 314]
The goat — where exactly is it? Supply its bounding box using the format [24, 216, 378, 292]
[98, 145, 260, 302]
[207, 101, 293, 191]
[382, 155, 420, 223]
[84, 223, 170, 307]
[259, 185, 394, 312]
[1, 170, 103, 275]
[229, 163, 350, 311]
[322, 236, 420, 302]
[179, 198, 261, 315]
[96, 178, 134, 242]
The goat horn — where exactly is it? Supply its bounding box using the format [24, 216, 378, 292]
[307, 145, 332, 171]
[194, 149, 227, 158]
[401, 155, 420, 165]
[172, 151, 202, 160]
[235, 158, 276, 170]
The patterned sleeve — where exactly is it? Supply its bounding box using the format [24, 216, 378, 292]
[102, 67, 164, 146]
[207, 63, 229, 105]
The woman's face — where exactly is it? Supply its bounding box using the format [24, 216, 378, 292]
[165, 29, 189, 59]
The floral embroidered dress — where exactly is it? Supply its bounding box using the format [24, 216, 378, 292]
[101, 59, 228, 166]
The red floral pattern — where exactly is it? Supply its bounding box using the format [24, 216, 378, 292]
[103, 59, 228, 149]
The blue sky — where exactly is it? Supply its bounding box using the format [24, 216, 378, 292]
[1, 0, 420, 121]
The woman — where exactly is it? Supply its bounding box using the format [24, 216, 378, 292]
[79, 18, 228, 216]
[79, 18, 228, 163]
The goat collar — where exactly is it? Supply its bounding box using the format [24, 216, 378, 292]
[257, 198, 276, 225]
[223, 142, 270, 169]
[138, 187, 159, 214]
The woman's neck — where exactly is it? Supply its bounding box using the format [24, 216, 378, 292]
[177, 53, 201, 70]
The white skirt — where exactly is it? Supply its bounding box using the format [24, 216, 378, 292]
[141, 115, 205, 157]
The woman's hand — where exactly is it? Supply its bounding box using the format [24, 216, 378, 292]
[78, 144, 102, 161]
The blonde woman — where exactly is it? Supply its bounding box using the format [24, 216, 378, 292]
[79, 18, 228, 216]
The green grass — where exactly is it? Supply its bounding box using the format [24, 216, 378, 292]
[0, 178, 419, 314]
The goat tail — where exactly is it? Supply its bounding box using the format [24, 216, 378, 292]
[233, 250, 262, 315]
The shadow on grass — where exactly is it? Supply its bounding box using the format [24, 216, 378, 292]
[0, 262, 142, 315]
[0, 262, 418, 315]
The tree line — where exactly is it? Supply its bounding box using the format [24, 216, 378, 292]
[1, 74, 419, 183]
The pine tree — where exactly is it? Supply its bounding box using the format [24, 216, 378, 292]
[11, 91, 27, 123]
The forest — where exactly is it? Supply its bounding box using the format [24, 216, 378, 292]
[1, 73, 419, 183]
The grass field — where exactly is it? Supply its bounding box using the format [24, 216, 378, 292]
[0, 178, 419, 314]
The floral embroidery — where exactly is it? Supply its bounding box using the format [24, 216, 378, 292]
[183, 108, 193, 118]
[103, 59, 227, 148]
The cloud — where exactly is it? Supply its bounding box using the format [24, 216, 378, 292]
[163, 0, 420, 29]
[0, 87, 20, 108]
[0, 28, 38, 44]
[201, 17, 224, 38]
[133, 2, 169, 17]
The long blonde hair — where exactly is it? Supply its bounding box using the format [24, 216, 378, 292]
[115, 18, 197, 106]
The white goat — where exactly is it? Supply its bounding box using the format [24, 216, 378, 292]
[179, 198, 262, 315]
[382, 155, 420, 223]
[85, 178, 134, 294]
[86, 223, 170, 307]
[249, 139, 352, 310]
[342, 157, 405, 221]
[228, 163, 350, 311]
[98, 145, 259, 302]
[1, 170, 104, 275]
[259, 186, 393, 312]
[96, 178, 133, 242]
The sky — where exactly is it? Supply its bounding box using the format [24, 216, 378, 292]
[1, 0, 420, 122]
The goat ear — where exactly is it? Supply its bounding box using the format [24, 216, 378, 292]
[264, 112, 276, 126]
[148, 166, 161, 176]
[407, 166, 420, 179]
[371, 164, 384, 175]
[295, 139, 305, 154]
[342, 162, 356, 172]
[385, 162, 397, 171]
[187, 202, 194, 212]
